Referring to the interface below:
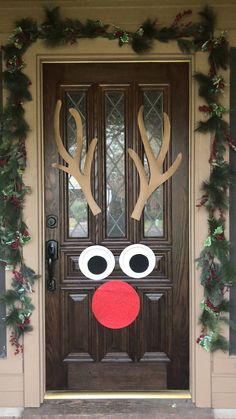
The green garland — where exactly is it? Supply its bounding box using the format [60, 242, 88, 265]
[0, 6, 235, 353]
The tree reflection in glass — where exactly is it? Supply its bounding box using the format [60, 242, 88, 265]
[105, 92, 126, 237]
[143, 91, 164, 237]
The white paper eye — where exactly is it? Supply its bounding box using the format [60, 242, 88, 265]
[79, 245, 115, 280]
[119, 244, 156, 278]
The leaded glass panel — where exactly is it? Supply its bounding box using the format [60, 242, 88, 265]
[66, 92, 88, 237]
[0, 264, 6, 358]
[230, 48, 236, 354]
[143, 91, 164, 237]
[105, 92, 126, 237]
[0, 51, 6, 358]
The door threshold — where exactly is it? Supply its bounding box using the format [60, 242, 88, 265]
[45, 391, 191, 400]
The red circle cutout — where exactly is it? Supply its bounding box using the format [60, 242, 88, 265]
[92, 280, 140, 329]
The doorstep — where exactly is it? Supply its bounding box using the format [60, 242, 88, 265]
[22, 399, 214, 418]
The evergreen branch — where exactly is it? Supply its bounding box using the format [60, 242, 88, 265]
[210, 334, 229, 352]
[194, 72, 219, 104]
[198, 6, 216, 39]
[131, 33, 153, 53]
[0, 289, 20, 305]
[196, 115, 228, 133]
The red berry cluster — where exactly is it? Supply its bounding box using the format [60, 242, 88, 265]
[225, 130, 236, 151]
[196, 329, 205, 344]
[171, 9, 192, 27]
[206, 39, 214, 51]
[207, 266, 218, 283]
[218, 80, 225, 90]
[17, 316, 31, 331]
[13, 268, 24, 284]
[114, 30, 124, 39]
[196, 194, 208, 208]
[66, 28, 81, 44]
[11, 195, 21, 208]
[95, 26, 105, 35]
[199, 105, 212, 114]
[214, 233, 225, 241]
[0, 157, 9, 166]
[206, 298, 219, 313]
[10, 332, 23, 355]
[11, 238, 19, 249]
[6, 55, 25, 73]
[14, 30, 31, 48]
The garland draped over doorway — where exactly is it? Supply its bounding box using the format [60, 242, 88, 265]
[0, 6, 235, 353]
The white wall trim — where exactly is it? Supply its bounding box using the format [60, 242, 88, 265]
[214, 410, 236, 419]
[0, 408, 23, 418]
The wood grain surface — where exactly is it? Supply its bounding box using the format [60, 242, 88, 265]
[44, 62, 189, 390]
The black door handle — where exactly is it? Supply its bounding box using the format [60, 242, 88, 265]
[46, 240, 58, 291]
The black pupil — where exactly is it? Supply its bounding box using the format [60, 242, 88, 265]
[88, 256, 107, 275]
[129, 254, 149, 273]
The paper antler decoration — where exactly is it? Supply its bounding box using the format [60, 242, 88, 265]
[128, 106, 182, 220]
[52, 100, 101, 216]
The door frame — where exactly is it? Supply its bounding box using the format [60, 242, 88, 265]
[44, 61, 190, 391]
[21, 40, 212, 407]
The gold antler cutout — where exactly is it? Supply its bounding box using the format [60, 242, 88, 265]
[52, 100, 101, 216]
[128, 106, 182, 221]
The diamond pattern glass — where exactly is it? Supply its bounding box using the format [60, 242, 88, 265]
[66, 92, 88, 237]
[143, 91, 164, 237]
[0, 264, 6, 358]
[105, 92, 126, 237]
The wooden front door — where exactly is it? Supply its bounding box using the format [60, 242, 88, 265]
[44, 62, 189, 391]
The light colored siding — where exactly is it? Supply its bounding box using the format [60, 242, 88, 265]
[0, 1, 235, 33]
[0, 375, 23, 407]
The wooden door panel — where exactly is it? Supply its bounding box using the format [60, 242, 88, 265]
[62, 290, 95, 362]
[44, 62, 189, 390]
[62, 287, 136, 364]
[137, 288, 172, 362]
[68, 362, 167, 390]
[99, 328, 135, 362]
[63, 249, 171, 281]
[61, 286, 172, 364]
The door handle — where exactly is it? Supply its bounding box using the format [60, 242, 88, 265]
[46, 240, 58, 292]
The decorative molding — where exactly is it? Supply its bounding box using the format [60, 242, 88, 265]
[101, 352, 133, 362]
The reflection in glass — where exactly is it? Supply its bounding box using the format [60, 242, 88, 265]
[105, 92, 126, 237]
[66, 92, 88, 237]
[143, 91, 164, 237]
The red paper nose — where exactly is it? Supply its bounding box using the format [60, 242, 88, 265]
[92, 280, 140, 329]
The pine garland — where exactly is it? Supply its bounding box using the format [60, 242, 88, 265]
[0, 6, 235, 353]
[195, 41, 236, 350]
